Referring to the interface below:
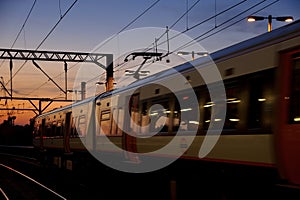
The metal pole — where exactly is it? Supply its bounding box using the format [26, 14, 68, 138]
[106, 54, 114, 92]
[64, 62, 68, 100]
[81, 82, 86, 100]
[268, 15, 272, 32]
[9, 59, 13, 99]
[39, 100, 42, 115]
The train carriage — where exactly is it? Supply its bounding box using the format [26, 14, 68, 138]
[33, 19, 300, 185]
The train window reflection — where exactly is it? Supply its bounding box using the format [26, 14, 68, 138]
[248, 76, 264, 128]
[140, 102, 150, 134]
[174, 94, 199, 132]
[78, 115, 86, 136]
[100, 110, 111, 135]
[203, 85, 240, 130]
[149, 100, 170, 133]
[117, 108, 124, 136]
[224, 86, 240, 129]
[46, 123, 51, 137]
[111, 108, 118, 135]
[149, 101, 171, 132]
[129, 94, 140, 134]
[71, 117, 77, 137]
[56, 120, 62, 137]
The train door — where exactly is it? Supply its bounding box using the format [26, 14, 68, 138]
[277, 48, 300, 185]
[122, 94, 139, 162]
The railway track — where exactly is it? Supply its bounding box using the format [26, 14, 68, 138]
[0, 163, 66, 200]
[1, 145, 300, 200]
[0, 145, 94, 200]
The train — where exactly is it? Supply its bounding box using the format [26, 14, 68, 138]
[33, 19, 300, 186]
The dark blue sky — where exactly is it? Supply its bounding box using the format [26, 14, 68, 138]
[1, 0, 300, 52]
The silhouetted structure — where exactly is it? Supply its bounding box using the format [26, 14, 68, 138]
[0, 116, 33, 145]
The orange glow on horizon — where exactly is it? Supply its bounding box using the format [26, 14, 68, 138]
[0, 101, 73, 126]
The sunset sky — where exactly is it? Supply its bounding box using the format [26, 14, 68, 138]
[0, 0, 300, 125]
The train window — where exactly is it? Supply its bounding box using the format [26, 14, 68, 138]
[34, 124, 39, 137]
[46, 123, 52, 137]
[77, 115, 87, 136]
[140, 101, 150, 134]
[149, 100, 170, 133]
[173, 101, 180, 131]
[203, 84, 240, 130]
[247, 71, 274, 129]
[225, 86, 241, 129]
[51, 121, 56, 137]
[100, 110, 111, 135]
[248, 77, 263, 128]
[33, 121, 41, 138]
[56, 120, 62, 137]
[129, 94, 140, 134]
[174, 94, 199, 132]
[289, 58, 300, 123]
[117, 108, 124, 136]
[111, 108, 118, 135]
[70, 116, 77, 137]
[203, 89, 211, 130]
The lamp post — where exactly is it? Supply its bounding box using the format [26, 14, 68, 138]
[247, 15, 293, 32]
[177, 51, 208, 60]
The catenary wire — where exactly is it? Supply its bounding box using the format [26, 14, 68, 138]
[0, 0, 37, 70]
[173, 0, 279, 52]
[69, 0, 161, 92]
[93, 0, 161, 52]
[5, 0, 78, 87]
[115, 0, 277, 86]
[29, 0, 160, 97]
[11, 0, 37, 49]
[114, 0, 248, 72]
[143, 0, 248, 53]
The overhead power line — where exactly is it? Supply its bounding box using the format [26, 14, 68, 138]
[175, 0, 279, 52]
[141, 0, 202, 54]
[11, 0, 37, 49]
[5, 0, 78, 87]
[115, 0, 248, 71]
[95, 0, 161, 51]
[143, 0, 248, 53]
[56, 0, 161, 92]
[115, 0, 278, 86]
[35, 0, 78, 50]
[0, 0, 37, 70]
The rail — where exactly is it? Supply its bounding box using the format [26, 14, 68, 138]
[0, 163, 67, 200]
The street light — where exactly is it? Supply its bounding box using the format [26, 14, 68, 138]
[247, 15, 293, 32]
[177, 51, 208, 60]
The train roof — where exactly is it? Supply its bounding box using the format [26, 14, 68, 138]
[99, 19, 300, 99]
[36, 95, 97, 118]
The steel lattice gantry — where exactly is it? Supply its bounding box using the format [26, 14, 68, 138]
[0, 48, 112, 67]
[0, 48, 114, 97]
[0, 48, 114, 115]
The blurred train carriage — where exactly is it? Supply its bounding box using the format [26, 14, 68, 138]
[33, 20, 300, 186]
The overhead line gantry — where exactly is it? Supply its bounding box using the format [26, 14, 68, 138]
[0, 48, 114, 115]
